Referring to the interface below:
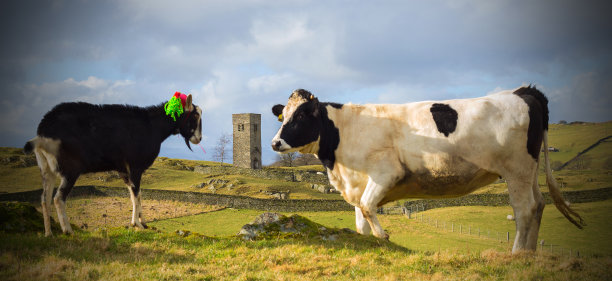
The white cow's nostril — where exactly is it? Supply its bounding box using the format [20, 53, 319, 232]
[272, 140, 282, 151]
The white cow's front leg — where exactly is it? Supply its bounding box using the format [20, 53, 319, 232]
[360, 177, 390, 239]
[355, 206, 371, 235]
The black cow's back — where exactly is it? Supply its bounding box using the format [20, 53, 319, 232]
[37, 102, 160, 173]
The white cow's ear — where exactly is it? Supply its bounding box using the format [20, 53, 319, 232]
[272, 104, 284, 118]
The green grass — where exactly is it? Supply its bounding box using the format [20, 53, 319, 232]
[150, 199, 612, 257]
[1, 219, 611, 280]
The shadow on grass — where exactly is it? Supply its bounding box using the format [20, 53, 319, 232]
[0, 225, 413, 271]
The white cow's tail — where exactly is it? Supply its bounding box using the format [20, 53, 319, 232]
[543, 131, 585, 229]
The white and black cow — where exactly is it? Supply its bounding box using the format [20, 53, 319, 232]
[271, 87, 584, 253]
[24, 94, 202, 236]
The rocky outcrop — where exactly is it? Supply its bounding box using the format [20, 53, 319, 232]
[237, 212, 355, 241]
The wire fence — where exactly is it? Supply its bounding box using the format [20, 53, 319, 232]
[388, 204, 595, 258]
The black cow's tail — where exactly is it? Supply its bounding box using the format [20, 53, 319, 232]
[24, 137, 38, 154]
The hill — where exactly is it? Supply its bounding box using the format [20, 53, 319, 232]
[546, 121, 612, 169]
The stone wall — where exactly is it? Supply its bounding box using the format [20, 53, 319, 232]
[0, 186, 354, 212]
[194, 165, 330, 185]
[2, 185, 610, 213]
[402, 187, 612, 211]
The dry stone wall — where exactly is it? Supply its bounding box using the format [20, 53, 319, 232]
[2, 186, 610, 213]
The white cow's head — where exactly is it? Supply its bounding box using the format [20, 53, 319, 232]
[270, 89, 323, 153]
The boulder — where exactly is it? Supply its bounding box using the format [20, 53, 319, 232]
[237, 212, 349, 241]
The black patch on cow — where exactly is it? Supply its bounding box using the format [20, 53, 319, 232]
[279, 100, 321, 149]
[277, 96, 341, 170]
[327, 102, 343, 109]
[430, 103, 458, 137]
[317, 103, 341, 170]
[513, 86, 549, 160]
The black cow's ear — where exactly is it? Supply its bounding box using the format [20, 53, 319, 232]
[272, 104, 284, 117]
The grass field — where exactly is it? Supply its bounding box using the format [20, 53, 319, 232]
[2, 229, 610, 280]
[1, 202, 611, 280]
[148, 199, 612, 257]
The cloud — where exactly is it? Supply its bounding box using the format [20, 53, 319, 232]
[0, 76, 137, 144]
[1, 0, 611, 164]
[547, 71, 612, 122]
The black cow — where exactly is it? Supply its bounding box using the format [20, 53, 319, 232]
[24, 94, 202, 236]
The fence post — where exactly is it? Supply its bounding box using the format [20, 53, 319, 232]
[507, 232, 510, 242]
[459, 224, 462, 234]
[550, 244, 553, 253]
[469, 226, 471, 235]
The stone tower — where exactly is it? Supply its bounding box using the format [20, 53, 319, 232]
[232, 113, 262, 169]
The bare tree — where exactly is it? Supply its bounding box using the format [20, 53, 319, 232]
[278, 151, 298, 167]
[213, 133, 232, 164]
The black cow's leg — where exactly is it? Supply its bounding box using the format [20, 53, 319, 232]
[127, 171, 147, 229]
[35, 150, 56, 237]
[54, 174, 77, 234]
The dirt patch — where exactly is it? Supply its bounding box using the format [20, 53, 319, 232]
[36, 196, 223, 230]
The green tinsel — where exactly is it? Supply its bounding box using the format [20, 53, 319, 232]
[164, 96, 184, 121]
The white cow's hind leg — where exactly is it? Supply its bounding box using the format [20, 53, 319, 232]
[526, 163, 545, 249]
[355, 206, 371, 235]
[507, 168, 542, 253]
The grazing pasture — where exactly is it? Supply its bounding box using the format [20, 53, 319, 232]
[1, 203, 611, 280]
[148, 199, 612, 256]
[0, 121, 610, 279]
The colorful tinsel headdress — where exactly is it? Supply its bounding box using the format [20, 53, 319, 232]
[164, 92, 187, 121]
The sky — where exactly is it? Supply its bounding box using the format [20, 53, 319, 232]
[1, 0, 611, 165]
